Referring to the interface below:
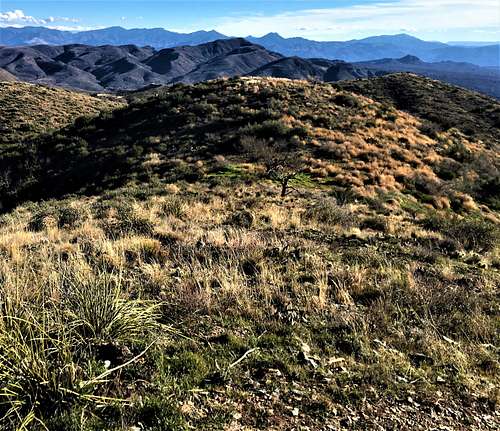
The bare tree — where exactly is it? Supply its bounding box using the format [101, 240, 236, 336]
[241, 136, 302, 198]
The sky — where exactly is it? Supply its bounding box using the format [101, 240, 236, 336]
[1, 1, 499, 42]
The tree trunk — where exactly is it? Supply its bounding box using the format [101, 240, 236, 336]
[281, 178, 289, 198]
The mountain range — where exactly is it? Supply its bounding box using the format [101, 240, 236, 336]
[1, 38, 499, 98]
[1, 26, 499, 68]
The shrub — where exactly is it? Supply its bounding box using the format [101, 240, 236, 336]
[167, 351, 209, 386]
[228, 209, 255, 229]
[304, 200, 358, 228]
[332, 93, 360, 108]
[27, 204, 86, 231]
[421, 213, 499, 252]
[93, 199, 155, 238]
[63, 272, 159, 342]
[0, 314, 83, 429]
[241, 119, 291, 139]
[446, 217, 499, 253]
[161, 196, 186, 218]
[360, 216, 389, 232]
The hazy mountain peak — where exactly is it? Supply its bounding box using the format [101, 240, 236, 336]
[398, 54, 422, 64]
[259, 32, 285, 41]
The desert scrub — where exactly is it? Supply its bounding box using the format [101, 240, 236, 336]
[422, 213, 500, 252]
[303, 200, 358, 228]
[360, 215, 390, 233]
[161, 196, 186, 218]
[93, 198, 155, 239]
[27, 202, 88, 231]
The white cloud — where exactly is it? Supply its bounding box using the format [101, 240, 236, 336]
[0, 9, 46, 25]
[213, 0, 500, 40]
[0, 9, 80, 27]
[45, 25, 104, 32]
[48, 16, 80, 24]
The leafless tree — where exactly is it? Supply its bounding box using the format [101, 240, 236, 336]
[241, 136, 302, 198]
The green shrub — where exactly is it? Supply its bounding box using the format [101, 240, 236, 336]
[27, 204, 87, 231]
[168, 351, 209, 386]
[360, 216, 389, 232]
[63, 272, 159, 342]
[446, 217, 499, 252]
[421, 213, 499, 252]
[228, 209, 255, 228]
[0, 311, 79, 429]
[304, 200, 358, 228]
[332, 93, 360, 108]
[93, 199, 154, 238]
[241, 119, 291, 139]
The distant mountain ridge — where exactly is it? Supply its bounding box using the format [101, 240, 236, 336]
[1, 26, 499, 67]
[0, 39, 283, 91]
[0, 26, 228, 48]
[0, 38, 499, 98]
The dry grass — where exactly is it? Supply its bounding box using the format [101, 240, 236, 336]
[0, 81, 124, 144]
[0, 180, 498, 429]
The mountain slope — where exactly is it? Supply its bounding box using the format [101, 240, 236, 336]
[174, 44, 282, 83]
[248, 33, 499, 67]
[249, 56, 326, 80]
[0, 68, 17, 82]
[351, 56, 500, 99]
[0, 81, 124, 146]
[428, 44, 500, 66]
[324, 61, 382, 81]
[0, 25, 227, 48]
[1, 39, 499, 98]
[0, 39, 283, 91]
[334, 73, 500, 145]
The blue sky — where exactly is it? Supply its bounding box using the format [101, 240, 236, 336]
[1, 1, 499, 41]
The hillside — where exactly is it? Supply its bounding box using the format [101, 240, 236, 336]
[350, 56, 500, 99]
[0, 81, 124, 146]
[0, 39, 282, 91]
[334, 73, 500, 144]
[0, 68, 17, 82]
[2, 76, 499, 212]
[0, 78, 498, 430]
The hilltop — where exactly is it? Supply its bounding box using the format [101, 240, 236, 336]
[1, 76, 498, 213]
[0, 77, 498, 430]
